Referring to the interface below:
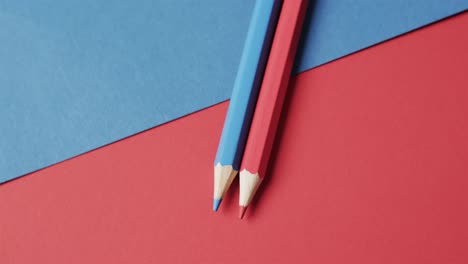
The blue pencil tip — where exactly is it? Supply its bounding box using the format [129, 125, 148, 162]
[213, 199, 222, 211]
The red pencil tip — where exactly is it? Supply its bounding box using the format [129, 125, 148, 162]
[239, 206, 247, 219]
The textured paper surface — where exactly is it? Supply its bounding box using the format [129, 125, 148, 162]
[0, 0, 254, 182]
[0, 0, 467, 183]
[1, 13, 467, 263]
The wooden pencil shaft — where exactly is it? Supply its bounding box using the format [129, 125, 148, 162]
[213, 0, 282, 170]
[241, 0, 309, 178]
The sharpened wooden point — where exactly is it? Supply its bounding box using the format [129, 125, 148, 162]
[213, 164, 237, 209]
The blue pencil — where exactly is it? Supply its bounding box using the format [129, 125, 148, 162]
[213, 0, 282, 211]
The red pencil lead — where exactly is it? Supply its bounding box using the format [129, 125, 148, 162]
[239, 206, 247, 219]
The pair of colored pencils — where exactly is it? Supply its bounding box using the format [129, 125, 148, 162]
[213, 0, 308, 219]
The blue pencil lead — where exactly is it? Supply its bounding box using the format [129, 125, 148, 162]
[213, 199, 222, 212]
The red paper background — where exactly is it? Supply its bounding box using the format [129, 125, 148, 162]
[1, 12, 467, 264]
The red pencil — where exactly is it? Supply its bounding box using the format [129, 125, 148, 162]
[239, 0, 309, 219]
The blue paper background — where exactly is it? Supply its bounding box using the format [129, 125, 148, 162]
[0, 0, 467, 183]
[294, 1, 468, 72]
